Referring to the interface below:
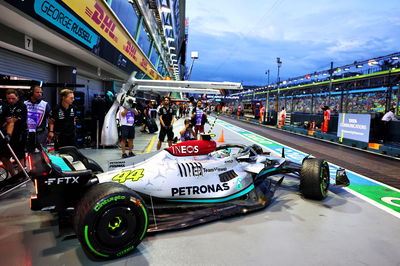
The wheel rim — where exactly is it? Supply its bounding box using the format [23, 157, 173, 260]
[95, 206, 137, 247]
[0, 167, 9, 182]
[320, 164, 329, 194]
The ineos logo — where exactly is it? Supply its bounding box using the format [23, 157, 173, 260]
[172, 146, 199, 154]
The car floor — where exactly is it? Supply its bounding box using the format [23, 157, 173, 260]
[0, 117, 399, 265]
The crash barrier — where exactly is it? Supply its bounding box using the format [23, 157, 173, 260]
[378, 144, 400, 157]
[280, 124, 400, 157]
[215, 112, 400, 157]
[290, 113, 400, 143]
[227, 114, 400, 158]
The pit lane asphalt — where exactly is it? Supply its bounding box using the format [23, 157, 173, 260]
[217, 115, 400, 190]
[0, 116, 399, 265]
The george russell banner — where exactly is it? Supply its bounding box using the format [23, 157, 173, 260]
[4, 0, 161, 80]
[61, 0, 160, 80]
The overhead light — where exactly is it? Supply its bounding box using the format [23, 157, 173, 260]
[368, 60, 378, 66]
[164, 25, 173, 30]
[161, 6, 171, 13]
[169, 47, 176, 51]
[356, 64, 363, 68]
[0, 85, 30, 89]
[344, 67, 350, 71]
[166, 37, 175, 42]
[191, 51, 199, 59]
[391, 56, 399, 60]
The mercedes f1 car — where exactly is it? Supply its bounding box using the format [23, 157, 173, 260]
[27, 136, 349, 260]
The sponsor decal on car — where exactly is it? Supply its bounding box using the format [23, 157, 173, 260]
[171, 145, 199, 154]
[171, 183, 230, 196]
[112, 169, 144, 183]
[109, 161, 126, 169]
[177, 162, 203, 177]
[44, 176, 79, 185]
[204, 167, 227, 173]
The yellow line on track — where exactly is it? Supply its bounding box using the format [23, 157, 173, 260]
[146, 136, 157, 153]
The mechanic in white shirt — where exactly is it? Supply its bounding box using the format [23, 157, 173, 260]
[117, 105, 138, 158]
[381, 107, 397, 143]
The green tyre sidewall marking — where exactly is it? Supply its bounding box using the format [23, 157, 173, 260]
[84, 195, 148, 258]
[139, 203, 148, 240]
[84, 225, 109, 258]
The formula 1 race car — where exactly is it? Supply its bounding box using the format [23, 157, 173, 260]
[27, 136, 349, 260]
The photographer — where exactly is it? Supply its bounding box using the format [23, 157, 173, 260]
[118, 96, 138, 158]
[157, 97, 174, 150]
[180, 119, 196, 141]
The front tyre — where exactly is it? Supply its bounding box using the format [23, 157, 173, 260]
[300, 158, 330, 200]
[74, 182, 148, 260]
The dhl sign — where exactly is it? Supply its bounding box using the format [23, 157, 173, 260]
[62, 0, 161, 80]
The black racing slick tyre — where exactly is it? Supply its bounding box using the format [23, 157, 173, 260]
[74, 182, 148, 260]
[300, 158, 330, 200]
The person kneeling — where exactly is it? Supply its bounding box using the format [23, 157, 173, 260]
[180, 119, 196, 141]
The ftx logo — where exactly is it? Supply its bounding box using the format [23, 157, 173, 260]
[45, 177, 79, 185]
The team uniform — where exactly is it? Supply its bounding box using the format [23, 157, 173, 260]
[322, 109, 331, 133]
[192, 107, 207, 136]
[117, 106, 136, 140]
[158, 106, 174, 142]
[24, 99, 51, 151]
[180, 128, 195, 141]
[0, 101, 27, 160]
[50, 104, 77, 150]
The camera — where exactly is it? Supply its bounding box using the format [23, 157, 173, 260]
[127, 99, 137, 109]
[122, 96, 137, 110]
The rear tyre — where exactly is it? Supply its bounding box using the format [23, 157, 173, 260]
[300, 158, 330, 200]
[74, 182, 148, 260]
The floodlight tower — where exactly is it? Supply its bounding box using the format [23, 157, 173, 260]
[276, 57, 282, 118]
[187, 51, 199, 80]
[264, 69, 270, 123]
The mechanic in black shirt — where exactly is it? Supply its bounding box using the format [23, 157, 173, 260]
[49, 89, 77, 151]
[157, 97, 175, 150]
[0, 89, 27, 176]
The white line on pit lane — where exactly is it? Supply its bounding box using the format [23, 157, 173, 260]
[216, 119, 400, 219]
